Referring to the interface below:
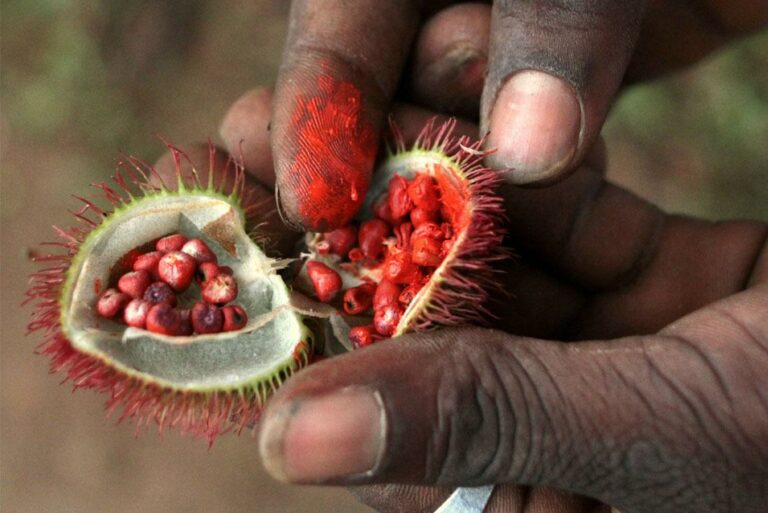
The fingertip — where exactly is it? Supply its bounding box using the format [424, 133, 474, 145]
[219, 87, 276, 188]
[484, 70, 583, 184]
[272, 66, 381, 231]
[410, 3, 491, 118]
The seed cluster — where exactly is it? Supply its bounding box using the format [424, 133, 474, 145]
[96, 234, 248, 336]
[307, 172, 455, 349]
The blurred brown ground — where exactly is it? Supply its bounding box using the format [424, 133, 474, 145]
[0, 2, 766, 513]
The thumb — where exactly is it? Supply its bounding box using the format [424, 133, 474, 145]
[258, 295, 768, 512]
[481, 0, 646, 184]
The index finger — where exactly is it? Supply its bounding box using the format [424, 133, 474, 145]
[271, 0, 419, 231]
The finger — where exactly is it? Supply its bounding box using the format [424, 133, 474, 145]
[481, 0, 646, 184]
[408, 3, 491, 119]
[259, 292, 768, 511]
[152, 143, 300, 257]
[271, 0, 419, 231]
[219, 87, 275, 188]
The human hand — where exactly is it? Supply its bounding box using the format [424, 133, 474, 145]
[217, 95, 768, 512]
[226, 0, 768, 231]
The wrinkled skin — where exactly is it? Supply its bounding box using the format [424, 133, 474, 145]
[157, 2, 768, 512]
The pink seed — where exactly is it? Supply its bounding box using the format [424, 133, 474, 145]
[97, 288, 131, 318]
[374, 304, 403, 336]
[181, 238, 217, 265]
[133, 251, 164, 280]
[306, 261, 342, 302]
[117, 270, 152, 299]
[358, 219, 390, 260]
[177, 308, 193, 336]
[373, 280, 401, 311]
[222, 305, 248, 332]
[195, 261, 221, 285]
[143, 281, 177, 306]
[123, 299, 152, 328]
[349, 325, 378, 349]
[156, 233, 188, 252]
[191, 302, 223, 334]
[146, 303, 182, 335]
[158, 251, 197, 291]
[201, 273, 238, 305]
[322, 225, 357, 257]
[343, 283, 376, 315]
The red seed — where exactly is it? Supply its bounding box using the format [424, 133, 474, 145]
[218, 266, 234, 275]
[195, 261, 221, 285]
[348, 248, 364, 262]
[222, 305, 248, 332]
[387, 175, 413, 220]
[322, 225, 357, 257]
[133, 251, 164, 279]
[146, 303, 182, 335]
[177, 308, 194, 336]
[374, 303, 402, 336]
[143, 281, 178, 306]
[407, 173, 440, 212]
[373, 196, 395, 224]
[191, 302, 223, 334]
[343, 283, 377, 315]
[158, 251, 197, 291]
[383, 249, 420, 284]
[412, 222, 445, 241]
[96, 288, 131, 318]
[373, 279, 401, 310]
[181, 238, 217, 264]
[358, 219, 389, 259]
[117, 270, 152, 299]
[410, 207, 439, 227]
[306, 261, 343, 302]
[123, 299, 152, 328]
[349, 325, 377, 349]
[156, 233, 188, 252]
[399, 282, 423, 306]
[202, 273, 238, 305]
[316, 240, 331, 255]
[412, 235, 444, 267]
[441, 222, 453, 239]
[441, 238, 455, 256]
[394, 222, 413, 250]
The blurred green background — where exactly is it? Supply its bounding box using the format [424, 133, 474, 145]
[1, 1, 766, 513]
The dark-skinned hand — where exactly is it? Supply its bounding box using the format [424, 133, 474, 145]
[155, 98, 767, 513]
[156, 2, 768, 512]
[219, 0, 768, 232]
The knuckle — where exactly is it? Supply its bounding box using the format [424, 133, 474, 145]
[423, 330, 569, 486]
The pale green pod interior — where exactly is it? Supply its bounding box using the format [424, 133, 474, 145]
[61, 192, 309, 394]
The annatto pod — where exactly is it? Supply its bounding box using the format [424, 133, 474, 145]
[26, 119, 507, 444]
[26, 146, 315, 444]
[298, 119, 507, 343]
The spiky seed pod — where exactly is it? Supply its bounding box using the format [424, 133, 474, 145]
[303, 119, 507, 340]
[26, 145, 313, 444]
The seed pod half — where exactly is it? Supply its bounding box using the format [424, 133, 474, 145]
[26, 145, 313, 444]
[303, 119, 507, 342]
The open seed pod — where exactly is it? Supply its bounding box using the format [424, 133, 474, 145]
[297, 119, 507, 347]
[27, 120, 507, 443]
[26, 147, 315, 444]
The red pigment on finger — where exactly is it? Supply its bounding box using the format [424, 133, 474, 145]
[282, 74, 377, 231]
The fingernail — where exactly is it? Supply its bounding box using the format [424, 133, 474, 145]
[486, 70, 582, 184]
[259, 387, 386, 483]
